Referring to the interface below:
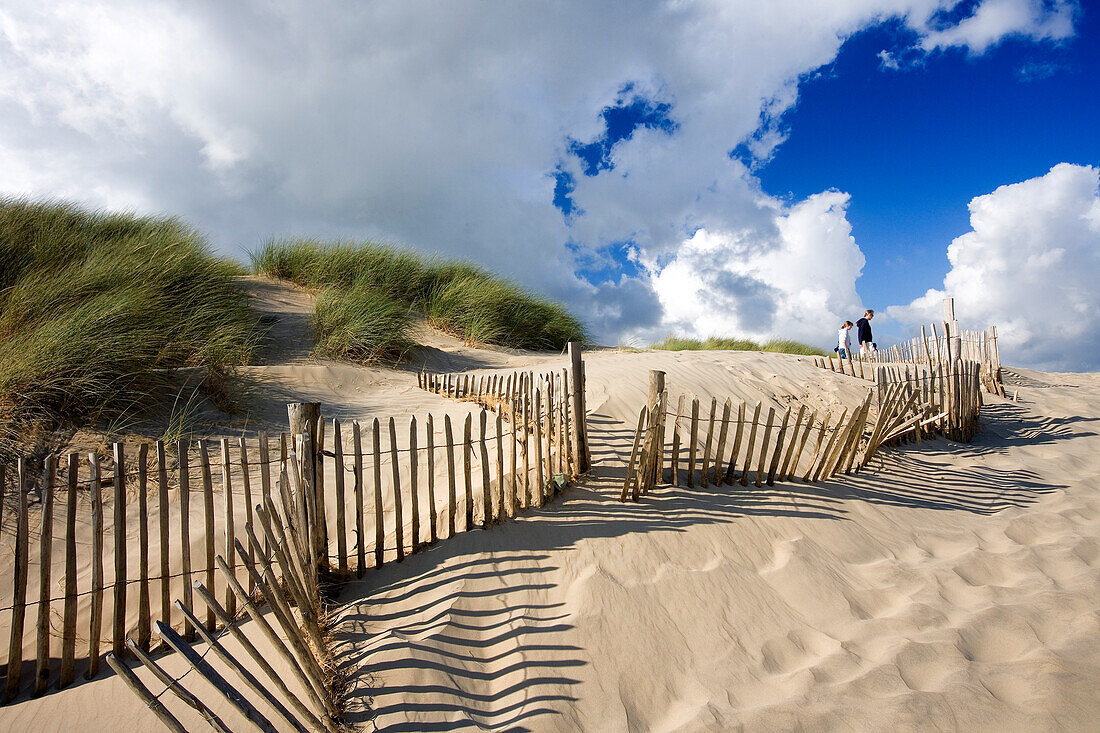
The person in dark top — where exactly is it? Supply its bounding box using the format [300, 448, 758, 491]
[855, 310, 874, 356]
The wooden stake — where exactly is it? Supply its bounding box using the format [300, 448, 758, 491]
[811, 408, 848, 482]
[124, 637, 234, 733]
[176, 441, 193, 641]
[220, 438, 238, 614]
[724, 402, 745, 485]
[495, 413, 506, 519]
[409, 417, 421, 548]
[5, 459, 29, 699]
[192, 583, 324, 732]
[106, 654, 189, 733]
[802, 412, 831, 482]
[533, 391, 545, 505]
[350, 422, 366, 575]
[755, 408, 775, 487]
[156, 621, 279, 733]
[172, 603, 310, 733]
[778, 406, 806, 481]
[34, 455, 55, 695]
[479, 410, 492, 525]
[620, 406, 648, 502]
[521, 393, 531, 508]
[463, 412, 474, 528]
[388, 417, 404, 561]
[670, 394, 685, 486]
[700, 397, 717, 488]
[60, 453, 79, 689]
[197, 441, 217, 628]
[132, 445, 151, 653]
[333, 419, 347, 573]
[372, 418, 385, 566]
[425, 415, 438, 543]
[711, 400, 732, 485]
[786, 409, 817, 481]
[741, 402, 762, 487]
[444, 414, 457, 537]
[569, 341, 589, 471]
[155, 442, 171, 635]
[687, 398, 699, 487]
[766, 407, 791, 485]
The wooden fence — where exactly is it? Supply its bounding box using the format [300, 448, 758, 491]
[620, 357, 981, 499]
[827, 315, 1004, 397]
[811, 357, 983, 442]
[0, 387, 581, 703]
[417, 340, 591, 473]
[89, 436, 340, 732]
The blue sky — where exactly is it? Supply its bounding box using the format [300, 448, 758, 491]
[756, 7, 1100, 309]
[1, 1, 1097, 369]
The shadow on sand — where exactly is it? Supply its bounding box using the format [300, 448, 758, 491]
[332, 391, 1072, 730]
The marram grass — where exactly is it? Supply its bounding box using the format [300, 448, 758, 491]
[253, 238, 587, 352]
[0, 198, 261, 456]
[651, 335, 827, 356]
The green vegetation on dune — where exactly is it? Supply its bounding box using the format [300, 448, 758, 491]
[252, 238, 587, 353]
[0, 199, 261, 454]
[652, 335, 827, 356]
[314, 284, 416, 361]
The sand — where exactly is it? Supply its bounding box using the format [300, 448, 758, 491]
[326, 359, 1100, 732]
[2, 278, 1097, 730]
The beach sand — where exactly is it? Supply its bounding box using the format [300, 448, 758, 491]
[326, 358, 1100, 732]
[2, 280, 1097, 730]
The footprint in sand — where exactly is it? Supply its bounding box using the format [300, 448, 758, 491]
[894, 640, 966, 692]
[955, 605, 1042, 663]
[759, 537, 801, 574]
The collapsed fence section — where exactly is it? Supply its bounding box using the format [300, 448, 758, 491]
[810, 359, 983, 443]
[0, 386, 581, 701]
[620, 357, 979, 500]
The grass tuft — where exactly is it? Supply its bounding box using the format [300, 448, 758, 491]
[313, 285, 416, 362]
[651, 335, 827, 356]
[0, 198, 261, 457]
[253, 238, 586, 352]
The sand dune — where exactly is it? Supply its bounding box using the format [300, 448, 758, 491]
[328, 362, 1100, 732]
[2, 279, 1097, 731]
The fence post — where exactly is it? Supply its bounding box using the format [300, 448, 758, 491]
[568, 341, 590, 472]
[287, 402, 325, 565]
[648, 370, 666, 479]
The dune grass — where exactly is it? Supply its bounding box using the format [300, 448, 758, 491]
[252, 238, 587, 353]
[0, 199, 261, 456]
[651, 335, 827, 356]
[314, 284, 417, 361]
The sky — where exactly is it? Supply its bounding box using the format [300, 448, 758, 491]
[1, 0, 1098, 370]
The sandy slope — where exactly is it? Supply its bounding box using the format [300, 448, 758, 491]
[328, 361, 1100, 732]
[3, 277, 1096, 731]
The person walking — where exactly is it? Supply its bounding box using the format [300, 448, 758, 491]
[837, 321, 853, 359]
[855, 309, 874, 356]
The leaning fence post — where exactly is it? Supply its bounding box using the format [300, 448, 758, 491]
[568, 341, 590, 472]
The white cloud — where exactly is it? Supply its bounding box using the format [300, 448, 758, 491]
[0, 1, 1082, 346]
[918, 0, 1077, 54]
[643, 190, 866, 346]
[887, 163, 1100, 372]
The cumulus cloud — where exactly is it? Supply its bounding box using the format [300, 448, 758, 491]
[0, 1, 1081, 344]
[642, 191, 866, 345]
[887, 163, 1100, 372]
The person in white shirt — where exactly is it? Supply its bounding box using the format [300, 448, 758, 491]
[837, 321, 853, 359]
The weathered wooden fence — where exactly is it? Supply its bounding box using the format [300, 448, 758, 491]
[109, 443, 339, 732]
[417, 341, 591, 473]
[811, 358, 983, 443]
[0, 392, 582, 704]
[619, 356, 980, 500]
